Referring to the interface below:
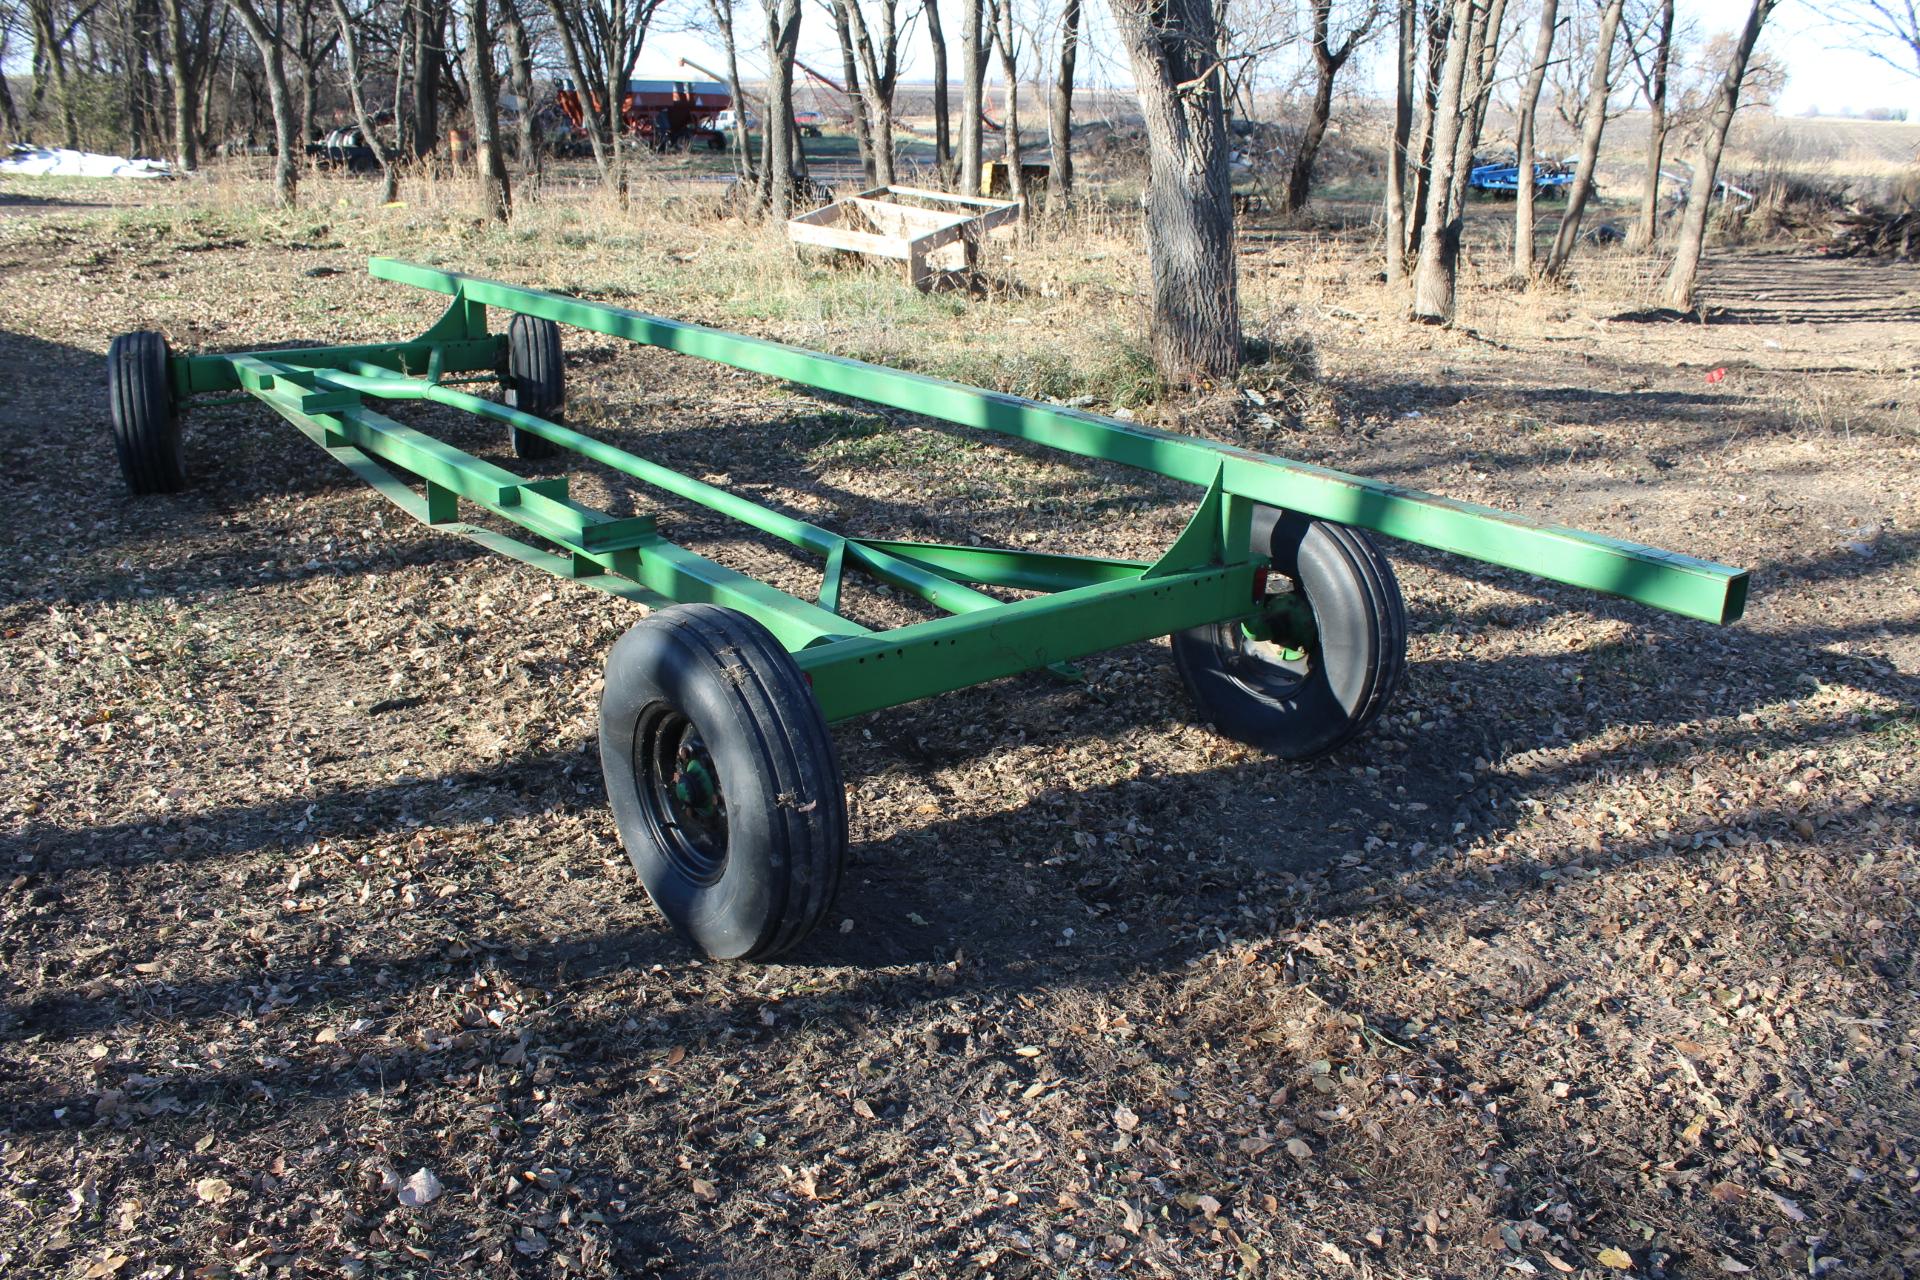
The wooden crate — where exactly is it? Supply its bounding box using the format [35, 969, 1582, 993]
[787, 186, 1021, 290]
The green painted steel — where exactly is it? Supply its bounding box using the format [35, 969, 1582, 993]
[161, 255, 1755, 724]
[239, 361, 871, 652]
[310, 362, 1022, 620]
[794, 563, 1261, 720]
[369, 256, 1747, 625]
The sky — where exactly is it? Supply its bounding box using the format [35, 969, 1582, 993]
[636, 0, 1920, 121]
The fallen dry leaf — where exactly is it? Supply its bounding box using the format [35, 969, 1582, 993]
[396, 1168, 443, 1208]
[1597, 1246, 1634, 1270]
[193, 1177, 236, 1205]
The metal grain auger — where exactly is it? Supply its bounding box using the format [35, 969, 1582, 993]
[105, 259, 1750, 960]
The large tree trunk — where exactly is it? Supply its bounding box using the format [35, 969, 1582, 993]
[464, 0, 512, 220]
[763, 0, 803, 215]
[1664, 0, 1776, 309]
[1410, 0, 1473, 321]
[1110, 0, 1240, 384]
[163, 0, 198, 168]
[925, 0, 950, 172]
[1544, 0, 1626, 275]
[229, 0, 299, 205]
[959, 0, 985, 193]
[1385, 0, 1414, 278]
[0, 53, 19, 138]
[332, 0, 399, 201]
[500, 0, 540, 187]
[407, 0, 445, 158]
[1628, 0, 1673, 251]
[1047, 0, 1078, 204]
[30, 4, 81, 149]
[1511, 0, 1556, 278]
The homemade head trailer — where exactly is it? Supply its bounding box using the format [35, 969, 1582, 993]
[106, 259, 1749, 961]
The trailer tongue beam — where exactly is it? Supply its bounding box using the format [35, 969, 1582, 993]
[111, 257, 1750, 961]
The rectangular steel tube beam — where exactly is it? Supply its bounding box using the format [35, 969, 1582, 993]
[242, 369, 871, 652]
[175, 338, 501, 395]
[794, 562, 1261, 721]
[370, 257, 1747, 624]
[299, 362, 1016, 623]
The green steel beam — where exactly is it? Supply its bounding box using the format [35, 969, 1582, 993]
[174, 338, 501, 396]
[850, 539, 1150, 593]
[795, 562, 1262, 721]
[291, 359, 1021, 623]
[368, 257, 1748, 625]
[241, 362, 870, 653]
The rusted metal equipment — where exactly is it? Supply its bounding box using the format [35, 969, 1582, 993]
[105, 259, 1750, 961]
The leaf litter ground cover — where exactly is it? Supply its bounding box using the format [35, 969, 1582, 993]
[0, 178, 1915, 1278]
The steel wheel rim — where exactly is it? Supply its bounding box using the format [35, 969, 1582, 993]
[636, 707, 729, 885]
[1219, 588, 1317, 701]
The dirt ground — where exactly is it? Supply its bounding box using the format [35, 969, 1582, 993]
[0, 172, 1915, 1280]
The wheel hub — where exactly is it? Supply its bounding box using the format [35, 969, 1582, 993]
[639, 711, 729, 884]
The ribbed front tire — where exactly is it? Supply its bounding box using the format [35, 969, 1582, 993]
[503, 314, 564, 460]
[106, 331, 184, 495]
[1173, 510, 1407, 760]
[599, 605, 847, 961]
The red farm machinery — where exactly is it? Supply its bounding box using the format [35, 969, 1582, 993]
[554, 77, 732, 152]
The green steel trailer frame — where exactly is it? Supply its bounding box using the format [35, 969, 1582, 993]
[105, 257, 1749, 960]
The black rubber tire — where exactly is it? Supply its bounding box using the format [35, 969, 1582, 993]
[1172, 509, 1407, 760]
[106, 331, 185, 494]
[599, 605, 848, 961]
[503, 313, 564, 460]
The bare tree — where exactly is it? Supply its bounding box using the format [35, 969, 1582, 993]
[1110, 0, 1240, 382]
[499, 0, 541, 185]
[991, 0, 1019, 196]
[331, 0, 399, 201]
[1445, 0, 1507, 214]
[226, 0, 299, 204]
[0, 8, 20, 138]
[1282, 0, 1381, 214]
[959, 0, 987, 191]
[1663, 0, 1777, 309]
[1624, 0, 1673, 249]
[1410, 0, 1472, 321]
[1543, 0, 1624, 275]
[704, 0, 756, 180]
[838, 0, 911, 185]
[1385, 0, 1415, 278]
[1511, 0, 1558, 277]
[545, 0, 665, 198]
[1404, 0, 1452, 259]
[404, 0, 449, 157]
[762, 0, 803, 213]
[161, 0, 198, 167]
[828, 0, 876, 177]
[464, 0, 511, 219]
[1047, 0, 1078, 202]
[924, 0, 950, 170]
[1830, 0, 1920, 79]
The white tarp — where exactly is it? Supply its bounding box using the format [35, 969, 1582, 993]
[1, 147, 173, 179]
